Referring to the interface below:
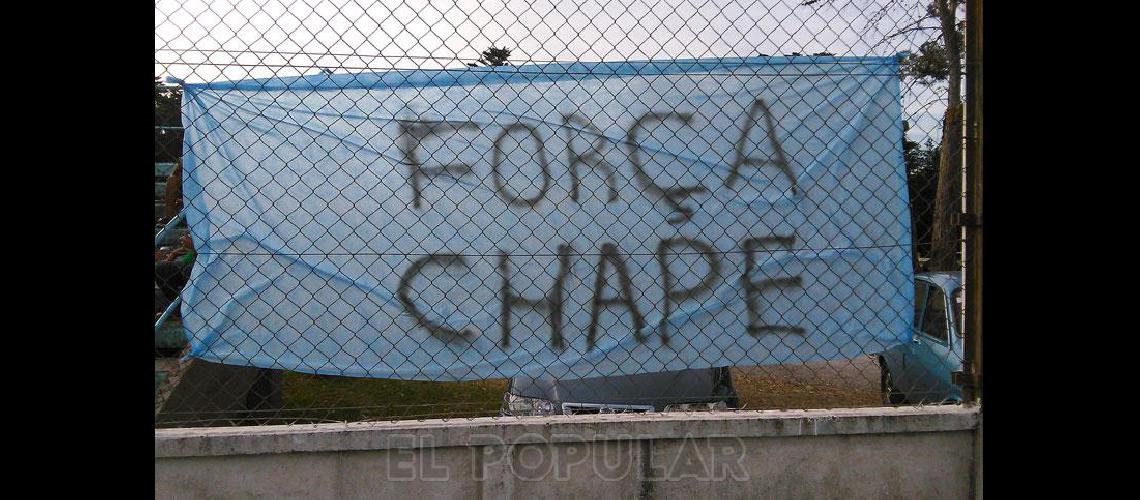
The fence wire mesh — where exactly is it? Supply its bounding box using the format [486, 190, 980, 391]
[155, 0, 972, 428]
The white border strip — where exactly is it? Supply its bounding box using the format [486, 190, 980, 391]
[156, 405, 979, 458]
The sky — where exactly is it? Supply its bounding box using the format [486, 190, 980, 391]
[155, 0, 957, 144]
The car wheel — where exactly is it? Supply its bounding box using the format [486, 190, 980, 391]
[880, 363, 906, 405]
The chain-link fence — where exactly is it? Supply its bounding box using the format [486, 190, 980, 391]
[155, 0, 977, 428]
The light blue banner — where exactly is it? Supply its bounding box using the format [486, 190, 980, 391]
[180, 56, 913, 380]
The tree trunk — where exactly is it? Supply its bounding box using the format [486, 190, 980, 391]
[927, 0, 963, 272]
[928, 103, 962, 271]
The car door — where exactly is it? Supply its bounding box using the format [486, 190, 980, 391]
[906, 279, 958, 402]
[893, 279, 930, 399]
[946, 286, 965, 401]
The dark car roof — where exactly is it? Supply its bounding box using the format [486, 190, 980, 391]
[508, 367, 735, 410]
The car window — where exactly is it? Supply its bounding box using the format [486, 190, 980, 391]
[913, 280, 928, 330]
[921, 284, 949, 343]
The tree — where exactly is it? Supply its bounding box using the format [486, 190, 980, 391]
[917, 0, 965, 272]
[468, 46, 512, 67]
[904, 122, 941, 269]
[155, 76, 183, 163]
[804, 0, 966, 271]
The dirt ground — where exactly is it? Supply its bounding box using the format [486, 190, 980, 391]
[730, 356, 883, 409]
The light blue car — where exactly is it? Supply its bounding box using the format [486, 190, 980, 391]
[878, 271, 965, 404]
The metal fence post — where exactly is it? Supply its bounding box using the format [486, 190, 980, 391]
[962, 0, 983, 404]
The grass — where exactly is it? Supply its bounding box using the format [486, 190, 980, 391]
[281, 372, 507, 422]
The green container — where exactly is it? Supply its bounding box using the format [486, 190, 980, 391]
[155, 322, 188, 350]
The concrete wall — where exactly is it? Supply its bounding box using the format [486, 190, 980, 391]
[156, 405, 979, 499]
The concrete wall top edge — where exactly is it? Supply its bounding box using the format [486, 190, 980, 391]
[155, 405, 980, 459]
